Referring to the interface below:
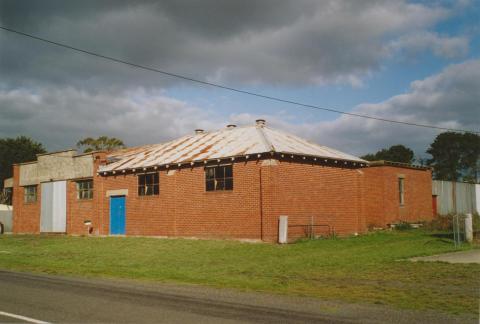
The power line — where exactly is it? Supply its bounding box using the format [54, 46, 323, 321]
[0, 25, 478, 134]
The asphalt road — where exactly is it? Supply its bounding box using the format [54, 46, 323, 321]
[0, 270, 473, 323]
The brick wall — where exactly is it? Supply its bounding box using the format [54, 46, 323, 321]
[260, 159, 365, 242]
[12, 152, 106, 235]
[11, 155, 434, 241]
[362, 166, 433, 227]
[93, 160, 263, 239]
[360, 167, 386, 228]
[66, 179, 94, 235]
[12, 165, 41, 233]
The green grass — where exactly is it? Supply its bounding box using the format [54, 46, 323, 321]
[0, 231, 478, 315]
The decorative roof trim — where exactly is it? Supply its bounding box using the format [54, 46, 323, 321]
[98, 152, 367, 176]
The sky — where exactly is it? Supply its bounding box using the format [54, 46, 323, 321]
[0, 0, 479, 159]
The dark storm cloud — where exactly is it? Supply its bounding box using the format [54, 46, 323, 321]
[0, 0, 475, 153]
[0, 0, 463, 90]
[0, 60, 478, 155]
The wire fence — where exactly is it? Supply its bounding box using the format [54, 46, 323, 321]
[287, 219, 335, 242]
[452, 214, 466, 248]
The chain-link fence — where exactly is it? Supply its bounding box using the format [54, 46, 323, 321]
[424, 212, 477, 247]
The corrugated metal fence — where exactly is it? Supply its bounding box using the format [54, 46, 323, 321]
[432, 181, 480, 215]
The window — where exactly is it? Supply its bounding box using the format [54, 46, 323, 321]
[77, 180, 93, 200]
[24, 185, 37, 203]
[138, 173, 159, 196]
[205, 165, 233, 191]
[398, 177, 405, 206]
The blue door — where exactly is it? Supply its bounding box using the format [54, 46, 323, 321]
[110, 196, 126, 235]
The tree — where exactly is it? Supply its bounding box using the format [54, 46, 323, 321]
[427, 132, 480, 182]
[361, 144, 414, 164]
[0, 136, 46, 190]
[461, 133, 480, 183]
[0, 188, 12, 205]
[77, 136, 125, 153]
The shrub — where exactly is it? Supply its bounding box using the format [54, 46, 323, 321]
[423, 214, 455, 231]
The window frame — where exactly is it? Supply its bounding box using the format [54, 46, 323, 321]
[24, 185, 37, 204]
[205, 164, 233, 192]
[76, 179, 94, 200]
[398, 177, 405, 206]
[138, 172, 159, 196]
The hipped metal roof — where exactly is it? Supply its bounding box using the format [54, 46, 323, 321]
[99, 123, 366, 173]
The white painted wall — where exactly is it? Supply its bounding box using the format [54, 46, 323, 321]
[0, 204, 12, 211]
[19, 151, 94, 186]
[476, 184, 480, 214]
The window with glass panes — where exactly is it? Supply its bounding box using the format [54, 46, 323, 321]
[398, 177, 405, 206]
[138, 172, 159, 196]
[205, 165, 233, 191]
[77, 179, 93, 200]
[24, 185, 37, 203]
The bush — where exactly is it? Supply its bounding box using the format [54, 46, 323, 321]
[423, 213, 480, 233]
[423, 214, 455, 231]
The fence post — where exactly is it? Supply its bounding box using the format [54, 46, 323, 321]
[465, 213, 473, 243]
[310, 216, 314, 239]
[279, 215, 288, 244]
[453, 214, 461, 248]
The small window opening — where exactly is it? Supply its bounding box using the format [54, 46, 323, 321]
[398, 177, 405, 206]
[77, 179, 93, 200]
[24, 185, 37, 203]
[138, 172, 159, 196]
[206, 165, 233, 191]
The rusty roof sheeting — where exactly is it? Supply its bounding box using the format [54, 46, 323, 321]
[99, 125, 366, 172]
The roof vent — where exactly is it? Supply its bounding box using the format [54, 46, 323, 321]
[255, 119, 266, 127]
[226, 124, 237, 129]
[195, 129, 205, 134]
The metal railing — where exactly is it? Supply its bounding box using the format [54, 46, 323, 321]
[287, 223, 333, 239]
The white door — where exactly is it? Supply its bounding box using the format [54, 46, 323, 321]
[40, 181, 67, 232]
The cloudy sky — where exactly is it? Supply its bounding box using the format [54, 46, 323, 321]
[0, 0, 479, 158]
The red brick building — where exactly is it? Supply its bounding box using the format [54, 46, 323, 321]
[11, 120, 434, 242]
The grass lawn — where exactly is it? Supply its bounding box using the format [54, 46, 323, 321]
[0, 230, 478, 315]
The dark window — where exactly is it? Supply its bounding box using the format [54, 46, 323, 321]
[398, 177, 405, 206]
[138, 173, 159, 196]
[77, 180, 93, 200]
[24, 185, 37, 203]
[205, 165, 233, 191]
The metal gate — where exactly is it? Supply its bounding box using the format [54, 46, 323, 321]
[40, 181, 67, 233]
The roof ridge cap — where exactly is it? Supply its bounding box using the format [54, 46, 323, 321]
[256, 126, 275, 152]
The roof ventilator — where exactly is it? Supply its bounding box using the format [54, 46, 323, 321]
[255, 119, 266, 127]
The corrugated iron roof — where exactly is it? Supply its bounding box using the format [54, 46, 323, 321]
[99, 124, 366, 172]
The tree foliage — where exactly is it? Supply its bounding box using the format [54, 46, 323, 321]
[427, 132, 480, 182]
[0, 188, 12, 205]
[77, 136, 125, 153]
[0, 136, 46, 189]
[361, 144, 414, 164]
